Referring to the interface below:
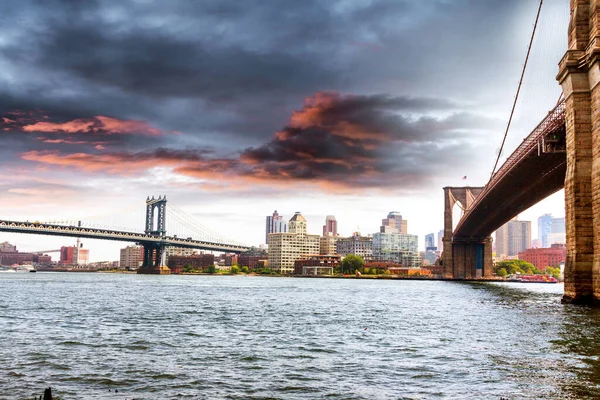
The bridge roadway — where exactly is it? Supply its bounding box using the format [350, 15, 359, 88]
[0, 219, 250, 253]
[453, 99, 567, 240]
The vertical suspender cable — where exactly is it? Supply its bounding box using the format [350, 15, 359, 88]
[490, 0, 544, 181]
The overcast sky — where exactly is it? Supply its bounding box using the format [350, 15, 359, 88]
[0, 0, 569, 261]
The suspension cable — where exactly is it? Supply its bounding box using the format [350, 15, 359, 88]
[490, 0, 544, 181]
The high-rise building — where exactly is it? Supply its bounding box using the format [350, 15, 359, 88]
[268, 212, 320, 274]
[336, 233, 373, 259]
[437, 230, 444, 252]
[538, 214, 552, 248]
[425, 233, 436, 250]
[495, 218, 531, 257]
[265, 210, 287, 244]
[323, 215, 338, 236]
[120, 245, 144, 269]
[380, 212, 407, 234]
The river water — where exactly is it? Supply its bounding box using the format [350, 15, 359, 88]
[0, 273, 599, 399]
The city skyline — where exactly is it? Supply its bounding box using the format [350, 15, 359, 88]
[0, 0, 568, 261]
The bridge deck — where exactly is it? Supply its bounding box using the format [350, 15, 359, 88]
[454, 99, 566, 239]
[0, 220, 249, 253]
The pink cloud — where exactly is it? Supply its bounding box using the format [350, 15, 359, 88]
[21, 116, 164, 136]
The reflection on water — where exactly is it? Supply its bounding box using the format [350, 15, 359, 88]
[0, 274, 599, 399]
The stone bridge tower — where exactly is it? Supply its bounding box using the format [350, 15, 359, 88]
[442, 186, 493, 279]
[557, 0, 600, 303]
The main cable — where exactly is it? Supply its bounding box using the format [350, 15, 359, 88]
[489, 0, 544, 181]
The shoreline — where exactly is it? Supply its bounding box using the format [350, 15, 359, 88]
[27, 269, 560, 283]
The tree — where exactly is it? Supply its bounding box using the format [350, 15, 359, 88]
[182, 264, 194, 273]
[206, 264, 217, 274]
[497, 268, 508, 277]
[494, 259, 537, 275]
[230, 266, 240, 274]
[545, 266, 561, 280]
[240, 266, 249, 274]
[341, 255, 364, 274]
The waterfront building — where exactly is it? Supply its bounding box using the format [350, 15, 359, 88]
[495, 218, 531, 257]
[294, 254, 340, 275]
[380, 211, 407, 234]
[267, 212, 320, 274]
[323, 215, 338, 236]
[0, 243, 51, 266]
[518, 244, 566, 271]
[165, 246, 196, 260]
[60, 245, 89, 265]
[239, 255, 267, 270]
[372, 232, 420, 267]
[167, 253, 215, 274]
[265, 210, 287, 244]
[119, 245, 144, 269]
[336, 233, 372, 259]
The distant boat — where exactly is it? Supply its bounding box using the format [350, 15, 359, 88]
[0, 269, 16, 273]
[15, 265, 36, 273]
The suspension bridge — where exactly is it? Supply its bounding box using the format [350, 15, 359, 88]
[443, 0, 600, 304]
[0, 196, 249, 274]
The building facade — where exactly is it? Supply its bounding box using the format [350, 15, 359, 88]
[60, 246, 89, 265]
[538, 214, 553, 248]
[293, 255, 340, 275]
[167, 254, 215, 274]
[518, 244, 566, 271]
[380, 211, 407, 234]
[495, 218, 532, 257]
[265, 210, 288, 244]
[424, 233, 435, 250]
[119, 245, 144, 269]
[268, 212, 320, 274]
[322, 215, 338, 236]
[336, 233, 372, 259]
[319, 235, 338, 255]
[372, 232, 420, 267]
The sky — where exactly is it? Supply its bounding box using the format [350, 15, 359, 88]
[0, 0, 569, 261]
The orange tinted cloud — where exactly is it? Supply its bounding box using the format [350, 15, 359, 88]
[21, 115, 163, 135]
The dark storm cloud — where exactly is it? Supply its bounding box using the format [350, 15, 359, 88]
[20, 93, 501, 191]
[0, 0, 526, 143]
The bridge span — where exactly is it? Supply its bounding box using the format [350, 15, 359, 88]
[0, 196, 249, 274]
[445, 0, 600, 304]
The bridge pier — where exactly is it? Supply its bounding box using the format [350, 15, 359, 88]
[557, 0, 600, 303]
[442, 187, 492, 279]
[137, 242, 170, 274]
[443, 238, 493, 279]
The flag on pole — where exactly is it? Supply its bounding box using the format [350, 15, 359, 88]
[461, 176, 467, 180]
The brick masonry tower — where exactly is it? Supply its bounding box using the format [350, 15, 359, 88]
[556, 0, 600, 303]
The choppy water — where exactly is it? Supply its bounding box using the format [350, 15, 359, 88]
[0, 274, 599, 399]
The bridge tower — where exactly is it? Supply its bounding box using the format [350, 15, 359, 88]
[442, 187, 493, 279]
[556, 0, 600, 303]
[138, 196, 170, 275]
